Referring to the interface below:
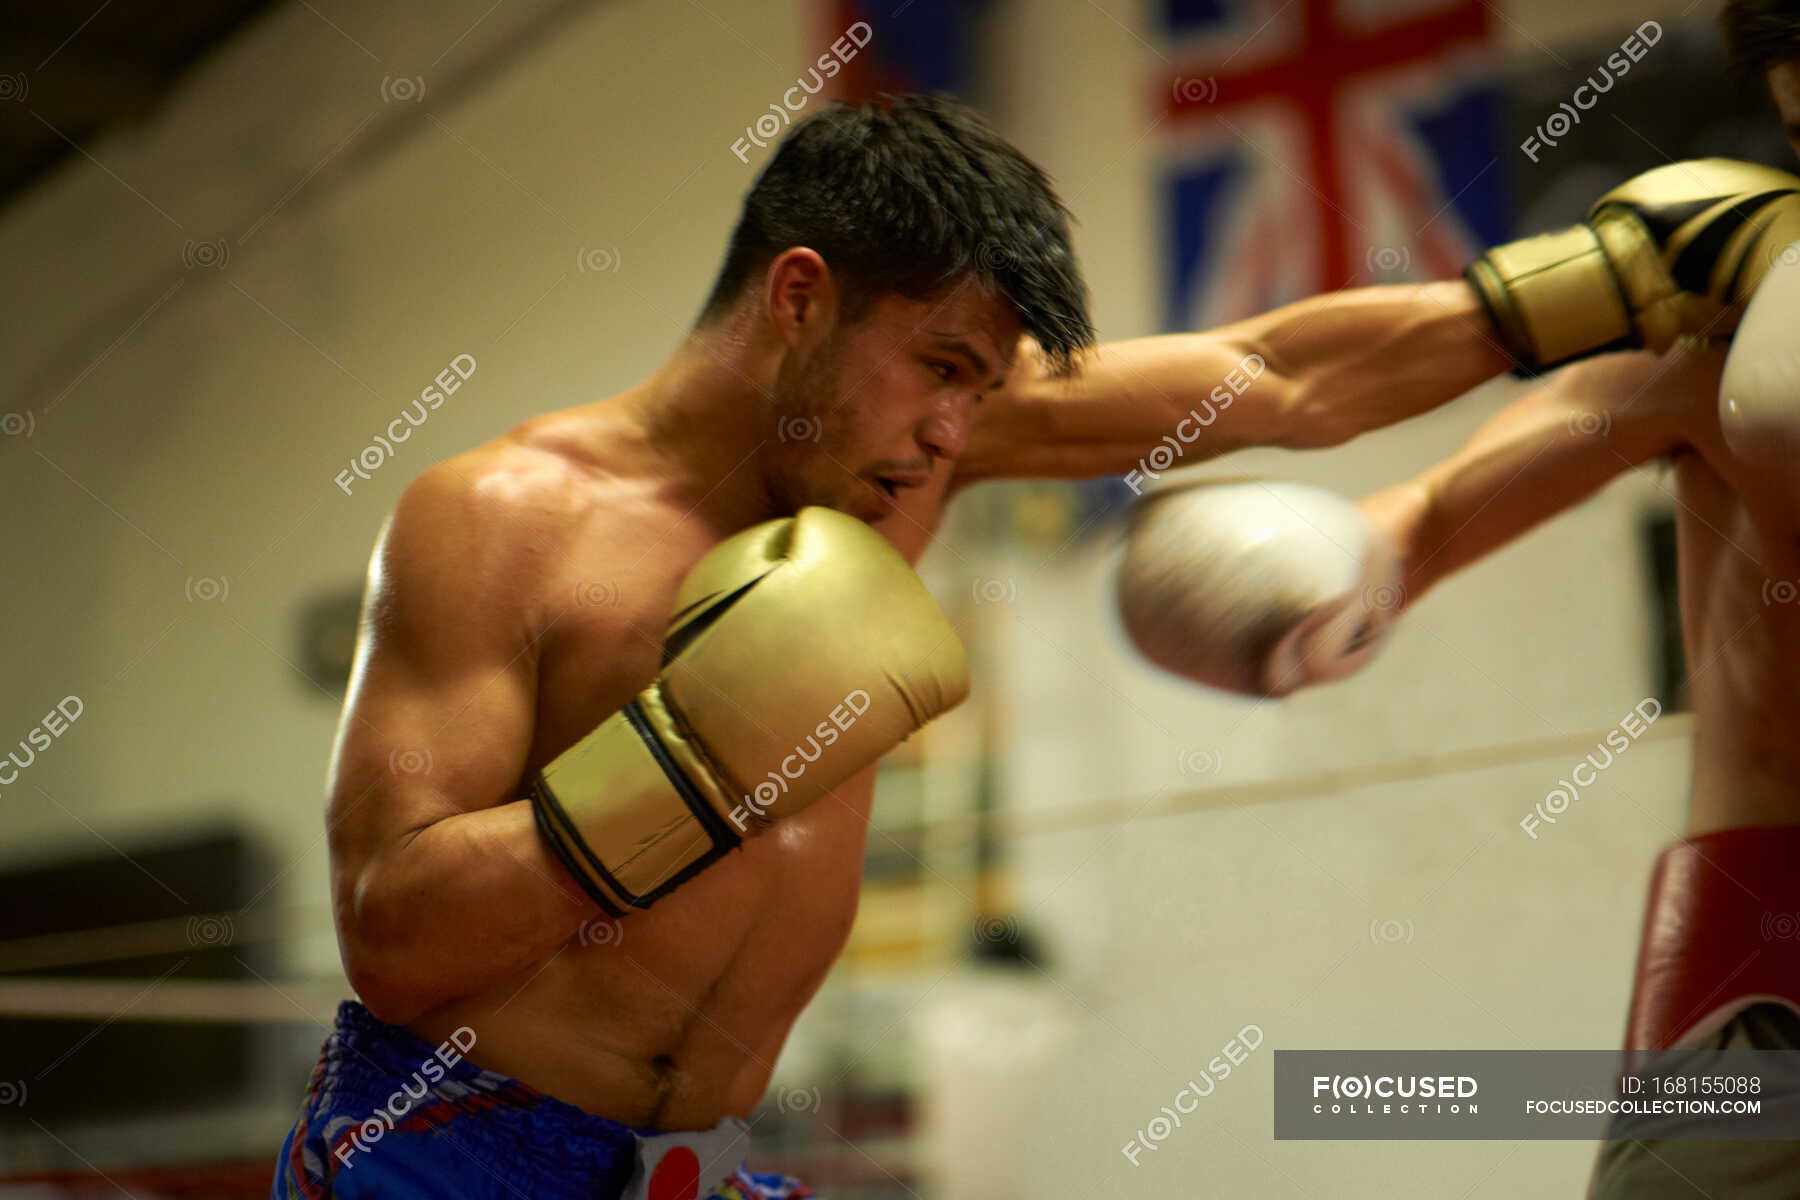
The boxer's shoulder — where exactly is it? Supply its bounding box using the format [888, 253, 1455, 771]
[1550, 343, 1726, 456]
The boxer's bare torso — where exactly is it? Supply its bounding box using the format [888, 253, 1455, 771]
[349, 397, 953, 1132]
[1663, 389, 1800, 834]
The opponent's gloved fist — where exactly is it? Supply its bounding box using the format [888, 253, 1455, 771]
[1719, 237, 1800, 470]
[532, 507, 969, 915]
[1466, 158, 1800, 372]
[1116, 480, 1402, 698]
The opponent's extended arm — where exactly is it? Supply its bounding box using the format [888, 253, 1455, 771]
[530, 506, 968, 915]
[1361, 346, 1722, 607]
[955, 281, 1510, 485]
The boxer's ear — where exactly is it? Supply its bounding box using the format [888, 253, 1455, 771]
[763, 247, 839, 349]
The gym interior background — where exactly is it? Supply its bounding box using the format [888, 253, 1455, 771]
[0, 0, 1785, 1195]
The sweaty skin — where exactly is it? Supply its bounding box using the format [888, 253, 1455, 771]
[326, 269, 1506, 1131]
[1360, 344, 1800, 835]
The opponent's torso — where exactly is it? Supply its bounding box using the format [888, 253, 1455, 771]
[407, 413, 913, 1130]
[1668, 385, 1800, 833]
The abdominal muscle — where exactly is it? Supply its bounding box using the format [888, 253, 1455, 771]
[1673, 450, 1800, 835]
[409, 764, 876, 1131]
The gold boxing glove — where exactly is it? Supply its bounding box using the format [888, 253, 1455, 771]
[1466, 158, 1800, 372]
[530, 507, 969, 915]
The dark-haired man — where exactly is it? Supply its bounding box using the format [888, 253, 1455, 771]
[274, 91, 1761, 1197]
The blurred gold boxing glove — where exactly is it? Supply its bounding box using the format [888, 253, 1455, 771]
[1466, 158, 1800, 372]
[531, 507, 969, 915]
[1116, 480, 1403, 698]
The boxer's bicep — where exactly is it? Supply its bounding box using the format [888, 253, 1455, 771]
[326, 466, 588, 1021]
[1374, 350, 1708, 600]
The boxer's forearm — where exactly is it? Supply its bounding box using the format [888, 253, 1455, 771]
[955, 282, 1509, 485]
[337, 800, 594, 1024]
[1358, 350, 1705, 607]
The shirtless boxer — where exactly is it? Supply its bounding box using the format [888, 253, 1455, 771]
[1118, 7, 1800, 1193]
[273, 90, 1763, 1198]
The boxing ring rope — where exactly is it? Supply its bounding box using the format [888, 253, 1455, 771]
[0, 713, 1695, 1021]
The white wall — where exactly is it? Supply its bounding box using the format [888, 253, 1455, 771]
[0, 0, 1711, 1190]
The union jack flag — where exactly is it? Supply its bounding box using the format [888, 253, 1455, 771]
[1159, 0, 1507, 330]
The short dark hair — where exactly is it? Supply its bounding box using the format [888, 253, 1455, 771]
[698, 93, 1094, 376]
[1721, 0, 1800, 89]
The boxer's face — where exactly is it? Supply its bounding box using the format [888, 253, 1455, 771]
[1773, 62, 1800, 162]
[766, 279, 1021, 523]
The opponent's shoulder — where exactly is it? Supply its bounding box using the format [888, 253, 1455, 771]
[1550, 342, 1725, 456]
